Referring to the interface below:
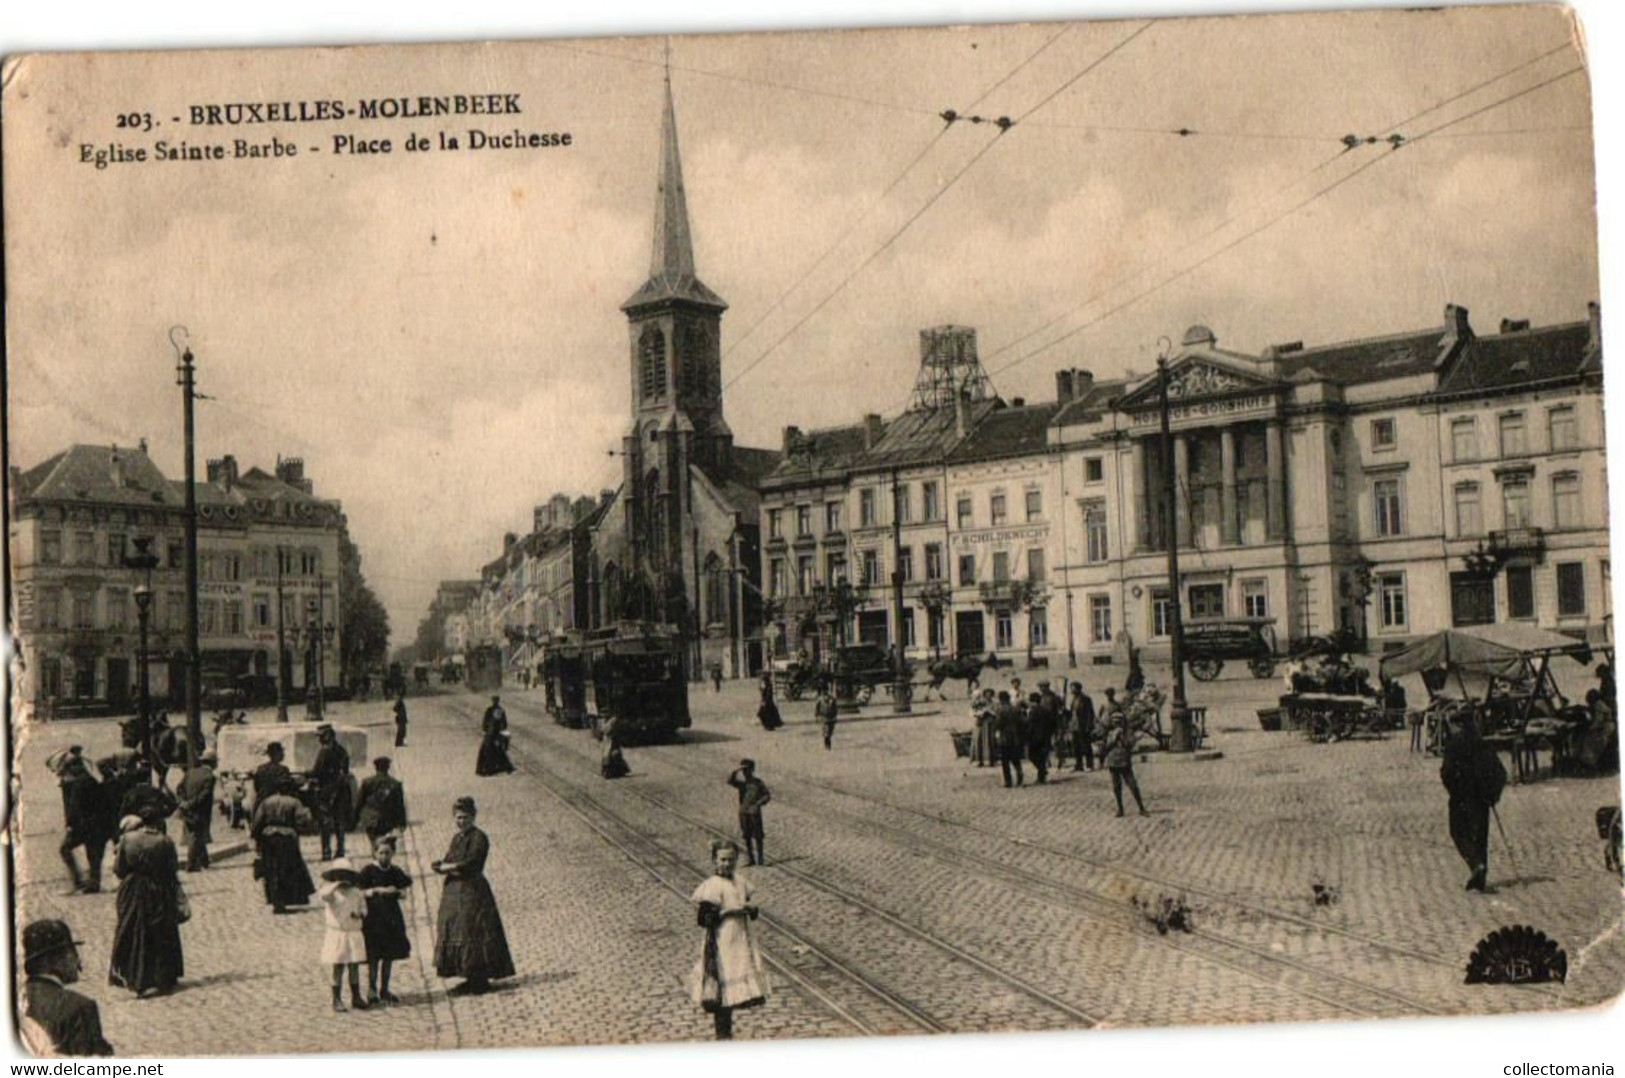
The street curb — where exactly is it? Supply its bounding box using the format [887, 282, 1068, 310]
[207, 838, 252, 861]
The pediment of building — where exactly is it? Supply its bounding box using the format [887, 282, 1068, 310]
[1116, 357, 1278, 411]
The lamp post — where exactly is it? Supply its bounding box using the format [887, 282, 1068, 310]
[123, 536, 160, 745]
[1158, 355, 1194, 752]
[172, 327, 203, 768]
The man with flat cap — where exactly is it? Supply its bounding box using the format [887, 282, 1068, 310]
[355, 756, 408, 850]
[312, 724, 353, 861]
[20, 919, 113, 1057]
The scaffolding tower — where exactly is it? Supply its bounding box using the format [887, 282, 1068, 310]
[909, 325, 996, 411]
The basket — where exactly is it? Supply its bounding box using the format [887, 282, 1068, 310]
[1257, 707, 1283, 732]
[949, 730, 974, 758]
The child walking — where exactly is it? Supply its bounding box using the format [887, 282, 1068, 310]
[318, 858, 369, 1012]
[359, 837, 413, 1005]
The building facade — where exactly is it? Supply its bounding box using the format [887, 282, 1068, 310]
[9, 445, 344, 718]
[1050, 305, 1609, 663]
[758, 304, 1608, 671]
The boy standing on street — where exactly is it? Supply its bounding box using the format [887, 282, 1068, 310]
[728, 760, 772, 866]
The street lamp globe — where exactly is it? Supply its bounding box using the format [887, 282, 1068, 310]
[133, 583, 153, 615]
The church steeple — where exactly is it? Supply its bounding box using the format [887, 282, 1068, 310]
[623, 66, 727, 313]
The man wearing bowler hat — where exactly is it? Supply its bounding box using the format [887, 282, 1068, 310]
[19, 919, 113, 1057]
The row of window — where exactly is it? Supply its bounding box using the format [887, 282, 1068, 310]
[853, 606, 1051, 651]
[1375, 561, 1594, 631]
[1373, 472, 1586, 537]
[1370, 405, 1581, 459]
[768, 483, 1048, 539]
[34, 588, 329, 634]
[34, 530, 325, 578]
[768, 545, 1052, 596]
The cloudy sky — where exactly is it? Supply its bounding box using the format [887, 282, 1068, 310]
[4, 4, 1598, 641]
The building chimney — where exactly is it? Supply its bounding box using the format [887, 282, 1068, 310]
[1011, 397, 1026, 408]
[1075, 369, 1094, 392]
[1444, 303, 1473, 342]
[1499, 318, 1530, 334]
[1055, 370, 1076, 405]
[862, 414, 884, 450]
[1589, 300, 1602, 353]
[955, 391, 971, 438]
[503, 532, 518, 553]
[276, 456, 312, 494]
[783, 425, 803, 454]
[138, 437, 149, 455]
[600, 488, 616, 509]
[206, 455, 238, 488]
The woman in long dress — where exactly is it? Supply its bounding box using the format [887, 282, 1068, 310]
[756, 676, 783, 731]
[475, 699, 515, 776]
[108, 814, 184, 997]
[688, 838, 767, 1040]
[432, 797, 515, 994]
[600, 714, 630, 780]
[250, 777, 316, 913]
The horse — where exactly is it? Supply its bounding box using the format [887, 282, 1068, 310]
[925, 653, 1011, 699]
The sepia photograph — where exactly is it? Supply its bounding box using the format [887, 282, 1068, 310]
[3, 0, 1622, 1066]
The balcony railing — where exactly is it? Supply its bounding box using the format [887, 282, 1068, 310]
[1489, 526, 1546, 560]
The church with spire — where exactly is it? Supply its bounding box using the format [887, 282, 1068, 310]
[587, 70, 781, 678]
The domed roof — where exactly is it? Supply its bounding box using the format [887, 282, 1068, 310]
[1181, 324, 1217, 346]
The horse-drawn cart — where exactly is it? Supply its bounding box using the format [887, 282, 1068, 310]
[1183, 617, 1280, 681]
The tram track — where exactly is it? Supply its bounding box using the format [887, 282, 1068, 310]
[483, 698, 1391, 1025]
[497, 692, 1572, 1020]
[449, 697, 1078, 1035]
[625, 744, 1447, 1020]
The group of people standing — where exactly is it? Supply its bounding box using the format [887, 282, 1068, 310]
[970, 678, 1151, 816]
[31, 697, 521, 1056]
[50, 743, 200, 1003]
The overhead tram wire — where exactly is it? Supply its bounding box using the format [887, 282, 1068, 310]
[724, 24, 1073, 360]
[978, 41, 1582, 371]
[722, 20, 1156, 394]
[989, 62, 1587, 377]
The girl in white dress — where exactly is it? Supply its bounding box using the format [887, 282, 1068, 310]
[318, 858, 369, 1013]
[689, 839, 767, 1039]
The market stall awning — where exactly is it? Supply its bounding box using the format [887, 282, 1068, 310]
[1379, 625, 1591, 680]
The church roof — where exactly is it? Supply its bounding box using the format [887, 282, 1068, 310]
[622, 74, 727, 313]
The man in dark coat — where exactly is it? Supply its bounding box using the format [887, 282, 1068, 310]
[20, 919, 113, 1057]
[252, 742, 292, 804]
[176, 751, 216, 872]
[1441, 715, 1507, 892]
[995, 691, 1027, 788]
[1069, 682, 1097, 771]
[312, 724, 352, 860]
[53, 750, 104, 896]
[355, 756, 408, 848]
[393, 694, 409, 747]
[1026, 687, 1059, 785]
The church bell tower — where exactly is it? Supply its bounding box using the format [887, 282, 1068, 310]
[619, 66, 731, 600]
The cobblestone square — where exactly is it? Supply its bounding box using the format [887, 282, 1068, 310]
[11, 665, 1622, 1056]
